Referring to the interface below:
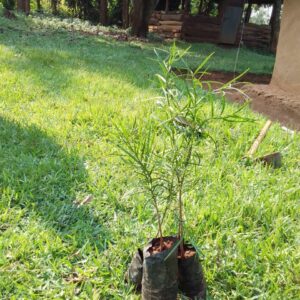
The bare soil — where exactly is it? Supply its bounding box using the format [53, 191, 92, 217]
[239, 84, 300, 131]
[150, 238, 197, 258]
[149, 237, 176, 255]
[202, 71, 271, 85]
[202, 71, 299, 131]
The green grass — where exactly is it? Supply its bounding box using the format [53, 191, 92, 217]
[1, 12, 275, 75]
[0, 13, 299, 299]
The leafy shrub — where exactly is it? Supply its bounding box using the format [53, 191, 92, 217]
[115, 44, 251, 250]
[1, 0, 15, 10]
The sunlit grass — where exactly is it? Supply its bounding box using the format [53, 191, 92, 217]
[0, 13, 299, 299]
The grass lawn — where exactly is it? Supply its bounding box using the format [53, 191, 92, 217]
[0, 13, 299, 299]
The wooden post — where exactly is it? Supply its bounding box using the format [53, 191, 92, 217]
[165, 0, 170, 12]
[270, 0, 281, 52]
[245, 0, 252, 23]
[269, 0, 280, 25]
[218, 0, 226, 20]
[247, 120, 272, 157]
[184, 0, 191, 14]
[122, 0, 129, 28]
[198, 0, 204, 14]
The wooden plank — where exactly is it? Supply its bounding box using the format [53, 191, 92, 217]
[159, 21, 183, 26]
[184, 15, 220, 25]
[161, 14, 183, 21]
[149, 18, 159, 25]
[159, 25, 182, 32]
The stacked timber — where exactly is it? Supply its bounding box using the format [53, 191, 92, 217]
[242, 23, 271, 49]
[149, 12, 271, 50]
[149, 11, 183, 39]
[182, 15, 221, 43]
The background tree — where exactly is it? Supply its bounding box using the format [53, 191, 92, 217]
[196, 0, 218, 16]
[51, 0, 58, 15]
[131, 0, 157, 37]
[65, 0, 99, 22]
[122, 0, 129, 28]
[99, 0, 108, 25]
[1, 0, 15, 11]
[36, 0, 41, 11]
[17, 0, 30, 14]
[245, 0, 253, 23]
[109, 0, 123, 26]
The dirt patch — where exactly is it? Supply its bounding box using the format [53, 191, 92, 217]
[191, 70, 299, 131]
[227, 83, 300, 131]
[202, 71, 271, 85]
[173, 68, 272, 85]
[149, 237, 176, 255]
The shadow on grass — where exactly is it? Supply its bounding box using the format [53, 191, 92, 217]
[0, 116, 109, 250]
[0, 20, 159, 94]
[0, 14, 275, 99]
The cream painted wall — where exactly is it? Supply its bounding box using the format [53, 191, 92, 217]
[271, 0, 300, 94]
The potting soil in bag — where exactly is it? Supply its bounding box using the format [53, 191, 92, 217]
[142, 237, 178, 300]
[125, 248, 143, 291]
[178, 244, 206, 299]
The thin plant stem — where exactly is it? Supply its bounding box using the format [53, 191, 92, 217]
[150, 188, 164, 249]
[178, 179, 185, 258]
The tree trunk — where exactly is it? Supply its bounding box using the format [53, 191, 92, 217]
[198, 0, 204, 14]
[24, 0, 30, 14]
[51, 0, 58, 15]
[245, 1, 252, 23]
[270, 0, 281, 53]
[131, 0, 157, 37]
[36, 0, 42, 12]
[99, 0, 108, 25]
[17, 0, 30, 14]
[122, 0, 129, 28]
[17, 0, 23, 11]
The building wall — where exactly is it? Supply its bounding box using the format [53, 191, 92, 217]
[271, 0, 300, 93]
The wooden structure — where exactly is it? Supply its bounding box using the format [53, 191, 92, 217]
[149, 0, 281, 50]
[149, 11, 183, 39]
